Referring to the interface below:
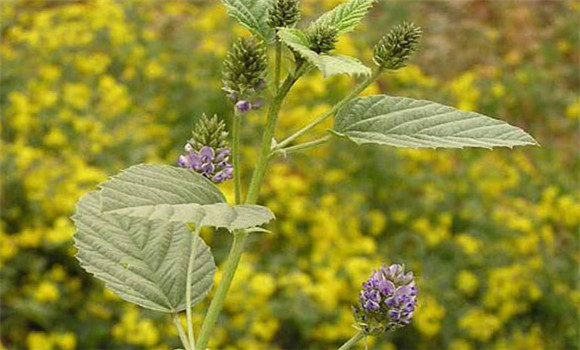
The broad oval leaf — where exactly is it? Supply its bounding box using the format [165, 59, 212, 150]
[278, 28, 371, 78]
[221, 0, 275, 42]
[309, 0, 376, 35]
[73, 191, 216, 313]
[332, 95, 538, 149]
[100, 164, 275, 231]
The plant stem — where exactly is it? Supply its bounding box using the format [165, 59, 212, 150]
[186, 233, 200, 350]
[172, 313, 191, 350]
[274, 42, 282, 92]
[270, 135, 331, 158]
[196, 230, 248, 350]
[337, 331, 365, 350]
[276, 68, 383, 149]
[196, 62, 305, 350]
[246, 62, 306, 204]
[232, 109, 243, 204]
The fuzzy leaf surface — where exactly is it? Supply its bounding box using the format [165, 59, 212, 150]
[73, 192, 216, 313]
[221, 0, 275, 42]
[309, 0, 376, 35]
[100, 164, 274, 230]
[278, 28, 371, 78]
[332, 95, 538, 149]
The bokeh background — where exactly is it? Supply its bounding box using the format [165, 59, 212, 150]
[1, 1, 579, 349]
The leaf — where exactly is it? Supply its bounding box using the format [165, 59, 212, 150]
[100, 164, 275, 231]
[73, 191, 216, 313]
[309, 0, 376, 35]
[332, 95, 538, 149]
[221, 0, 275, 42]
[315, 55, 372, 78]
[278, 28, 371, 78]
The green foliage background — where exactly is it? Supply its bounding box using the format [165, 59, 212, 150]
[1, 1, 578, 349]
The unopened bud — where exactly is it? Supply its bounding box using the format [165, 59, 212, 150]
[373, 22, 422, 70]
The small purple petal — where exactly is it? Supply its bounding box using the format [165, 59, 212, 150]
[216, 148, 231, 162]
[235, 100, 251, 113]
[178, 155, 189, 167]
[201, 162, 215, 174]
[199, 146, 215, 160]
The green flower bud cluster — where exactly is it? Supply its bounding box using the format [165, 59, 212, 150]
[268, 0, 301, 29]
[307, 24, 338, 54]
[373, 22, 422, 70]
[189, 113, 229, 150]
[222, 38, 268, 100]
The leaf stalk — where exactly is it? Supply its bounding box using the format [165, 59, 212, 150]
[276, 68, 383, 149]
[337, 331, 365, 350]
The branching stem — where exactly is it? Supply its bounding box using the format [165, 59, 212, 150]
[276, 68, 383, 149]
[196, 61, 306, 350]
[245, 61, 307, 204]
[270, 135, 331, 158]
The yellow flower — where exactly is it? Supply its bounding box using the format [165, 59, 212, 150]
[27, 332, 54, 350]
[63, 83, 91, 110]
[456, 270, 479, 297]
[414, 294, 446, 337]
[51, 333, 77, 350]
[459, 308, 501, 341]
[450, 339, 473, 350]
[449, 71, 479, 111]
[566, 97, 580, 120]
[34, 281, 60, 303]
[367, 210, 387, 236]
[455, 234, 481, 256]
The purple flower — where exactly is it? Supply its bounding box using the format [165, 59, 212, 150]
[235, 100, 251, 113]
[354, 263, 418, 334]
[177, 143, 233, 184]
[235, 99, 264, 113]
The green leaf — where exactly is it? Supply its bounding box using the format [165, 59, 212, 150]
[100, 164, 275, 231]
[221, 0, 275, 42]
[73, 192, 216, 313]
[278, 28, 371, 78]
[309, 0, 376, 35]
[332, 95, 538, 149]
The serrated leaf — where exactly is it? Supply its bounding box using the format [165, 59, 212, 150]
[73, 192, 216, 313]
[309, 0, 376, 35]
[278, 28, 371, 78]
[100, 164, 275, 231]
[332, 95, 538, 149]
[100, 164, 225, 210]
[221, 0, 275, 42]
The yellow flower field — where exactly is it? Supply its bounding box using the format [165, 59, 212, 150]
[1, 1, 578, 349]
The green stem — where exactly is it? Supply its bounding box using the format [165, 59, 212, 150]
[186, 233, 200, 350]
[246, 62, 306, 204]
[196, 230, 248, 350]
[276, 68, 383, 149]
[232, 109, 243, 204]
[271, 135, 331, 158]
[196, 62, 305, 350]
[337, 331, 365, 350]
[172, 313, 191, 350]
[274, 42, 282, 92]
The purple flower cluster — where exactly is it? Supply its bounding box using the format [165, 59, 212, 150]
[177, 144, 233, 183]
[355, 264, 417, 333]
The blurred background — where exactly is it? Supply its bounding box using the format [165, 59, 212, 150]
[1, 1, 579, 349]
